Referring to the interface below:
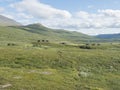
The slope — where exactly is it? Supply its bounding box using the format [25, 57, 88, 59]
[18, 23, 95, 42]
[0, 26, 46, 42]
[0, 15, 21, 26]
[0, 24, 97, 43]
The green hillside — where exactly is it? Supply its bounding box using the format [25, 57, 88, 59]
[0, 24, 95, 43]
[0, 26, 45, 42]
[23, 24, 95, 42]
[0, 15, 101, 43]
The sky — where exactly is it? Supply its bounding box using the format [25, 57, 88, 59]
[0, 0, 120, 35]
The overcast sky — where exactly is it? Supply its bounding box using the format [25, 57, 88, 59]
[0, 0, 120, 35]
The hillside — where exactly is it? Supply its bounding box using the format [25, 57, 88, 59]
[0, 15, 95, 43]
[0, 24, 95, 43]
[21, 23, 95, 42]
[0, 15, 21, 26]
[0, 15, 111, 43]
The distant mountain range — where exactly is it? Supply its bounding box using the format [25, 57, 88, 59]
[96, 33, 120, 39]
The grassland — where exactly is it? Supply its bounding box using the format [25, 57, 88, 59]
[0, 42, 120, 90]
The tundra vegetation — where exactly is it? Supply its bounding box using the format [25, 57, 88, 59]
[0, 42, 120, 90]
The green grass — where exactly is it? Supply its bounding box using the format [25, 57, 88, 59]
[0, 43, 120, 90]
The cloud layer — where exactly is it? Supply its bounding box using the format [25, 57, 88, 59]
[0, 0, 120, 34]
[0, 7, 4, 12]
[41, 9, 120, 29]
[10, 0, 120, 29]
[11, 0, 71, 19]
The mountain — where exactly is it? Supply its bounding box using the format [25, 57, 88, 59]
[95, 33, 120, 42]
[96, 33, 120, 39]
[0, 24, 95, 43]
[0, 15, 96, 43]
[0, 15, 21, 26]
